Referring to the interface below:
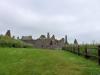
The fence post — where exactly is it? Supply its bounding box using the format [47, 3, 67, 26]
[77, 45, 80, 55]
[84, 45, 88, 58]
[98, 45, 100, 65]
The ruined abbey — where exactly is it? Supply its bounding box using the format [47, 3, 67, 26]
[5, 30, 78, 49]
[21, 33, 65, 49]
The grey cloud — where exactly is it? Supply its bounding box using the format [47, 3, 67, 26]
[0, 0, 100, 43]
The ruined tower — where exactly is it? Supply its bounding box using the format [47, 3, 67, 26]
[47, 33, 50, 39]
[5, 30, 11, 37]
[51, 35, 55, 40]
[74, 39, 78, 45]
[65, 35, 68, 45]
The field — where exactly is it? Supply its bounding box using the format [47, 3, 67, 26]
[0, 48, 100, 75]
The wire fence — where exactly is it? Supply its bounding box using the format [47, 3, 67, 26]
[62, 45, 100, 65]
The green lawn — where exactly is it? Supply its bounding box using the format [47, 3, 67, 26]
[0, 48, 100, 75]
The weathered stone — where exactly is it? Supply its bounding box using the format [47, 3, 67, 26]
[74, 39, 78, 45]
[21, 33, 65, 49]
[5, 30, 11, 37]
[21, 36, 33, 40]
[47, 33, 50, 39]
[39, 35, 46, 39]
[51, 35, 55, 40]
[65, 35, 69, 45]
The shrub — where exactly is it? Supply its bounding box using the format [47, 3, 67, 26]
[0, 35, 33, 48]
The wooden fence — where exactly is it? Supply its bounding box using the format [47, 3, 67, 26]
[62, 45, 100, 65]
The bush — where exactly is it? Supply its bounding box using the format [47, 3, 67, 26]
[0, 35, 33, 48]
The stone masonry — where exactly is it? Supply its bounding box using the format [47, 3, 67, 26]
[21, 33, 65, 49]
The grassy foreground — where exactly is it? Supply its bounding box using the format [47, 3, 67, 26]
[0, 48, 100, 75]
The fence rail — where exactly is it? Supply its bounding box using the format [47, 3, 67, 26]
[62, 45, 100, 65]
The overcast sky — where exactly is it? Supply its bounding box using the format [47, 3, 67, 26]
[0, 0, 100, 43]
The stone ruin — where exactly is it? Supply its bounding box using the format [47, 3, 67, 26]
[5, 30, 11, 37]
[21, 33, 65, 49]
[4, 30, 79, 49]
[74, 39, 78, 45]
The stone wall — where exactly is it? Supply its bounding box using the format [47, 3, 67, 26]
[21, 33, 65, 49]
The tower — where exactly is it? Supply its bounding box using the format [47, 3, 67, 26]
[47, 33, 50, 39]
[5, 30, 11, 37]
[65, 35, 68, 45]
[74, 39, 78, 45]
[51, 35, 55, 40]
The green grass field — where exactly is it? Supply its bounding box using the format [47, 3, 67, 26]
[0, 48, 100, 75]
